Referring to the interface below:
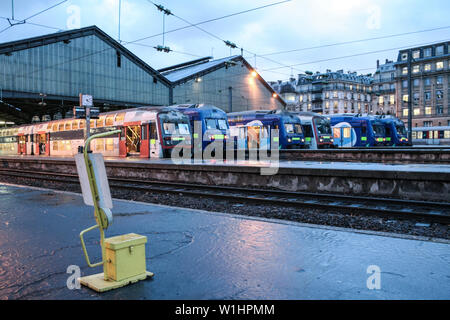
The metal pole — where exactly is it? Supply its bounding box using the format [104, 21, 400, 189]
[85, 106, 91, 152]
[228, 86, 232, 112]
[407, 49, 412, 142]
[118, 0, 121, 42]
[11, 0, 14, 20]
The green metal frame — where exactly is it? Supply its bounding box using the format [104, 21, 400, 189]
[79, 130, 121, 279]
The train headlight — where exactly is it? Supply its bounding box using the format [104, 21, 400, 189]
[319, 138, 323, 142]
[301, 139, 305, 142]
[288, 138, 292, 142]
[330, 138, 334, 142]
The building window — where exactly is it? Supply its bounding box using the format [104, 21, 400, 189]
[402, 80, 408, 88]
[425, 106, 432, 115]
[436, 105, 444, 114]
[424, 64, 431, 72]
[403, 109, 408, 116]
[424, 78, 431, 86]
[412, 65, 420, 73]
[412, 50, 420, 59]
[333, 91, 338, 98]
[389, 95, 395, 105]
[425, 91, 431, 100]
[437, 76, 443, 85]
[413, 79, 420, 86]
[401, 52, 408, 61]
[413, 108, 420, 116]
[413, 92, 420, 103]
[403, 94, 409, 102]
[424, 48, 432, 57]
[436, 90, 443, 99]
[378, 96, 384, 105]
[436, 45, 444, 55]
[424, 121, 432, 127]
[402, 67, 408, 75]
[436, 61, 444, 70]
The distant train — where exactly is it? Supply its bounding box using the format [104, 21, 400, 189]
[171, 104, 230, 150]
[412, 126, 450, 145]
[0, 106, 192, 158]
[227, 110, 306, 150]
[293, 112, 334, 149]
[329, 114, 387, 147]
[376, 116, 410, 146]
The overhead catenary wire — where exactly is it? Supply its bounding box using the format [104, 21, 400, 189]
[0, 0, 67, 35]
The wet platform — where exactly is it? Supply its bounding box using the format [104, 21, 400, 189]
[0, 183, 449, 300]
[2, 154, 450, 173]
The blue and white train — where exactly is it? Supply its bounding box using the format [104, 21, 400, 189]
[329, 114, 387, 147]
[227, 110, 306, 150]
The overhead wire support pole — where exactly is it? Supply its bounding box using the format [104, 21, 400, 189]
[407, 49, 413, 143]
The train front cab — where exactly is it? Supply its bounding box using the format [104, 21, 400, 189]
[312, 116, 333, 149]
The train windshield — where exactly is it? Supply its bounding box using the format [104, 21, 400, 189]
[371, 123, 385, 136]
[217, 119, 229, 130]
[396, 125, 407, 135]
[284, 123, 295, 134]
[163, 122, 190, 135]
[314, 118, 331, 135]
[177, 123, 190, 135]
[294, 124, 303, 134]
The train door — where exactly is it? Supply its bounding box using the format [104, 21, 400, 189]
[126, 125, 141, 156]
[18, 134, 26, 154]
[230, 126, 247, 150]
[140, 124, 149, 158]
[247, 126, 260, 150]
[119, 127, 127, 157]
[37, 132, 49, 155]
[149, 121, 160, 158]
[260, 126, 270, 150]
[333, 127, 342, 147]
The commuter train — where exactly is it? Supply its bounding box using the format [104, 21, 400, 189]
[412, 126, 450, 145]
[293, 112, 334, 149]
[227, 110, 306, 150]
[329, 114, 387, 147]
[376, 116, 410, 146]
[171, 104, 230, 150]
[0, 106, 192, 158]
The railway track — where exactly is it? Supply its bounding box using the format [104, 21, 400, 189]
[0, 167, 449, 224]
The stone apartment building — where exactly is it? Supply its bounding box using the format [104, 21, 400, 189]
[372, 59, 396, 115]
[395, 41, 450, 128]
[270, 70, 373, 115]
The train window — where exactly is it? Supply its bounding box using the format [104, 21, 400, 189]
[218, 119, 228, 130]
[284, 123, 295, 133]
[79, 120, 85, 129]
[65, 122, 71, 130]
[90, 119, 95, 128]
[105, 138, 114, 151]
[294, 124, 303, 134]
[445, 131, 450, 139]
[412, 132, 417, 139]
[52, 124, 57, 132]
[95, 139, 104, 151]
[105, 115, 114, 126]
[149, 122, 157, 140]
[72, 120, 79, 130]
[205, 119, 217, 130]
[163, 123, 176, 134]
[58, 123, 64, 131]
[344, 128, 351, 138]
[53, 141, 59, 151]
[333, 128, 340, 138]
[47, 123, 52, 129]
[141, 125, 148, 140]
[115, 113, 125, 123]
[178, 123, 190, 135]
[97, 117, 104, 128]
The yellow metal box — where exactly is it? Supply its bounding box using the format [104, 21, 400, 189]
[105, 233, 147, 282]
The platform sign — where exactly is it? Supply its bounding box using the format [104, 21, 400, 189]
[75, 153, 113, 209]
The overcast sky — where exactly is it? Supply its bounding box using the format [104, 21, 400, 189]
[1, 0, 449, 81]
